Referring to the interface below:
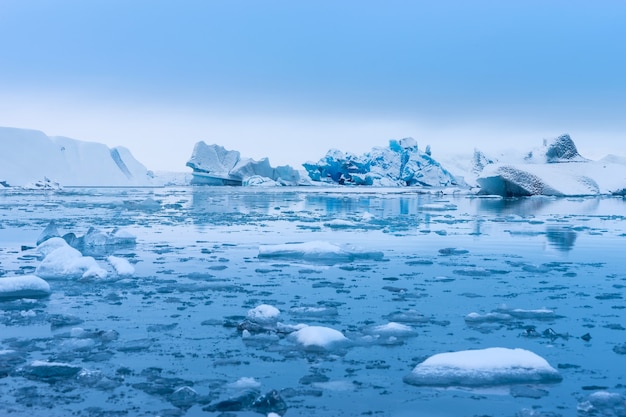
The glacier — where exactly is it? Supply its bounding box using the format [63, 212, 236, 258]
[474, 134, 626, 196]
[0, 127, 153, 187]
[186, 141, 301, 186]
[302, 137, 462, 187]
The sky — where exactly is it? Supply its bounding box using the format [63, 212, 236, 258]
[1, 1, 625, 171]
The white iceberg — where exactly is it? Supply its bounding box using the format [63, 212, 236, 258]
[475, 134, 626, 196]
[186, 142, 301, 186]
[404, 347, 562, 387]
[303, 137, 462, 187]
[0, 127, 152, 187]
[0, 275, 51, 300]
[291, 325, 348, 349]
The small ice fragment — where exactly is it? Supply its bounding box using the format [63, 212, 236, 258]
[292, 325, 348, 349]
[107, 256, 135, 276]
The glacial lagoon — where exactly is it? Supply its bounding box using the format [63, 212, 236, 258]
[1, 187, 626, 416]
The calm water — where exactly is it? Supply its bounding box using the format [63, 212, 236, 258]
[1, 187, 625, 417]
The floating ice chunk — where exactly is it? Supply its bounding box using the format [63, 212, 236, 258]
[0, 275, 51, 300]
[291, 325, 348, 349]
[258, 241, 383, 264]
[36, 241, 107, 280]
[22, 360, 83, 382]
[495, 306, 562, 320]
[107, 256, 135, 276]
[247, 304, 280, 324]
[404, 347, 562, 387]
[369, 322, 414, 335]
[464, 312, 513, 323]
[228, 377, 262, 389]
[323, 219, 358, 229]
[578, 391, 626, 416]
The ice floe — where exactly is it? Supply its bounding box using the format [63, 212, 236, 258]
[258, 241, 384, 264]
[291, 325, 349, 349]
[0, 275, 51, 300]
[404, 347, 562, 387]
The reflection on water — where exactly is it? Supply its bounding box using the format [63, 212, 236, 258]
[546, 226, 578, 251]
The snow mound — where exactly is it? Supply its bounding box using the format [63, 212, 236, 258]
[291, 325, 349, 349]
[258, 241, 384, 264]
[404, 347, 562, 387]
[475, 134, 626, 196]
[186, 142, 300, 186]
[0, 127, 152, 187]
[303, 138, 462, 187]
[0, 275, 51, 300]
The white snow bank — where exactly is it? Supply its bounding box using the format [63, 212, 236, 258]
[258, 241, 384, 264]
[404, 347, 562, 387]
[291, 325, 349, 349]
[0, 275, 51, 300]
[35, 238, 107, 280]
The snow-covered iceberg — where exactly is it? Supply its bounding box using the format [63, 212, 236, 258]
[303, 138, 462, 187]
[186, 142, 301, 186]
[475, 134, 626, 196]
[404, 347, 562, 387]
[0, 127, 153, 187]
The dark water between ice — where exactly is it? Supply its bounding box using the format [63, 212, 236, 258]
[1, 187, 626, 417]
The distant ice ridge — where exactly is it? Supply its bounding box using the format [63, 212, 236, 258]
[186, 141, 301, 186]
[404, 347, 562, 387]
[0, 127, 153, 187]
[474, 134, 626, 196]
[303, 137, 463, 187]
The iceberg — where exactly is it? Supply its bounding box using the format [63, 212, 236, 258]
[475, 134, 626, 196]
[0, 127, 152, 187]
[404, 347, 562, 387]
[303, 137, 462, 187]
[186, 141, 301, 186]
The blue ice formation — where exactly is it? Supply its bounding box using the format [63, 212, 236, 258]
[186, 142, 301, 186]
[303, 138, 461, 187]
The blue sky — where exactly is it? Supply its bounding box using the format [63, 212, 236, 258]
[1, 1, 624, 170]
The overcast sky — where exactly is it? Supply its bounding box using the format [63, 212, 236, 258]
[1, 1, 624, 171]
